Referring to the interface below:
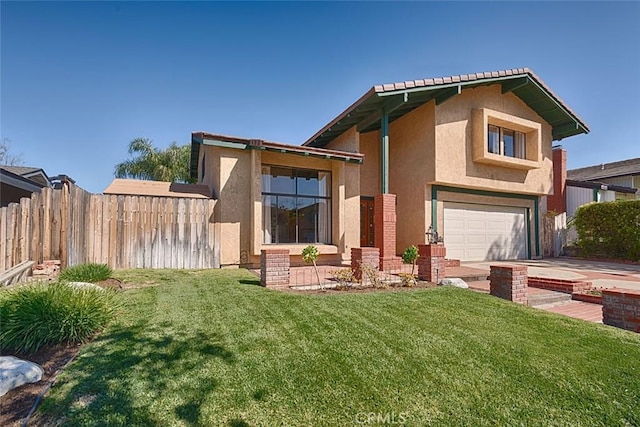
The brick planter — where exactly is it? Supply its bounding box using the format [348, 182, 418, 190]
[571, 291, 603, 305]
[528, 277, 592, 294]
[602, 288, 640, 333]
[260, 249, 290, 288]
[489, 265, 528, 305]
[351, 247, 380, 281]
[417, 244, 446, 283]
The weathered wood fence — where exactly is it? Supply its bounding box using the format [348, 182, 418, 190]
[0, 183, 217, 271]
[542, 211, 566, 258]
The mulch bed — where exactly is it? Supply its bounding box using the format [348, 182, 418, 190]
[0, 343, 81, 426]
[283, 281, 437, 295]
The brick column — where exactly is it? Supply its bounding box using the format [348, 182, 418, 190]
[602, 288, 640, 333]
[417, 244, 447, 283]
[351, 247, 380, 281]
[547, 147, 567, 213]
[374, 194, 401, 270]
[489, 265, 528, 304]
[260, 249, 290, 287]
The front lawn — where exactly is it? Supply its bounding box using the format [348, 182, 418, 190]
[39, 269, 640, 426]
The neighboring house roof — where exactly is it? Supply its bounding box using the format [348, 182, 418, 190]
[0, 165, 51, 186]
[0, 168, 46, 193]
[190, 132, 365, 179]
[566, 179, 639, 194]
[304, 67, 589, 148]
[567, 157, 640, 182]
[104, 178, 212, 199]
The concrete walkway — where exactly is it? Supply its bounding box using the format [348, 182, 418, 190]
[464, 258, 640, 291]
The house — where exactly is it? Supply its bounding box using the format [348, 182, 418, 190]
[191, 68, 589, 267]
[548, 152, 640, 219]
[0, 166, 52, 207]
[104, 178, 212, 199]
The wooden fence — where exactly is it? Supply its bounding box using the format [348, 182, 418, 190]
[0, 183, 217, 271]
[542, 211, 566, 258]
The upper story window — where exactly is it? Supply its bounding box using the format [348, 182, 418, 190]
[488, 125, 526, 159]
[261, 165, 331, 244]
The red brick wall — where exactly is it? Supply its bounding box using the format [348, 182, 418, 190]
[489, 265, 528, 304]
[351, 247, 380, 281]
[547, 147, 566, 213]
[417, 244, 446, 283]
[602, 288, 640, 333]
[260, 249, 290, 287]
[374, 194, 401, 270]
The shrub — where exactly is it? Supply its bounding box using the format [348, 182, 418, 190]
[330, 268, 357, 290]
[0, 282, 120, 354]
[360, 261, 385, 288]
[301, 245, 323, 290]
[573, 200, 640, 261]
[402, 245, 419, 276]
[59, 263, 113, 283]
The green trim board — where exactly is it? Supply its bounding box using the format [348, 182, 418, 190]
[381, 112, 389, 194]
[190, 136, 363, 179]
[430, 185, 540, 258]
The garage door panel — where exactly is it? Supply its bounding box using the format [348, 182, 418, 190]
[444, 202, 527, 261]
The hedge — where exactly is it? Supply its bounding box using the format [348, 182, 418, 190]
[573, 200, 640, 261]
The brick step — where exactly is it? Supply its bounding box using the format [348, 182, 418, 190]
[456, 274, 489, 283]
[528, 277, 593, 294]
[528, 291, 573, 307]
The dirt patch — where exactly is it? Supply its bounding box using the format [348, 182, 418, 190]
[0, 344, 80, 426]
[96, 278, 123, 290]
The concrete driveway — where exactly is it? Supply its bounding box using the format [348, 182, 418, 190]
[464, 258, 640, 291]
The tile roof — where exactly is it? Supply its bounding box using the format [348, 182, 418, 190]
[567, 158, 640, 181]
[304, 67, 589, 147]
[0, 165, 41, 176]
[104, 179, 212, 199]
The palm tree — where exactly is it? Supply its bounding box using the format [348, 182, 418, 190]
[114, 138, 194, 183]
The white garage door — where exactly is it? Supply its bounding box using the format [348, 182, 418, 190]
[443, 202, 527, 261]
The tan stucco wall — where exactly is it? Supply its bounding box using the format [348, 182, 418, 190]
[199, 145, 359, 267]
[434, 85, 553, 195]
[324, 125, 359, 153]
[359, 130, 381, 197]
[388, 102, 436, 251]
[199, 145, 252, 266]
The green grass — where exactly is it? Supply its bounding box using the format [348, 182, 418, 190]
[38, 269, 640, 426]
[59, 263, 113, 283]
[0, 282, 120, 354]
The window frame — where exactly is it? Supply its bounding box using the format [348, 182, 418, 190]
[487, 125, 526, 160]
[261, 165, 332, 245]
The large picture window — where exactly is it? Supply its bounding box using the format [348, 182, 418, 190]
[262, 166, 331, 244]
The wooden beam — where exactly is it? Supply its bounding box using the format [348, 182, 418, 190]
[357, 94, 408, 132]
[501, 77, 529, 94]
[435, 85, 461, 105]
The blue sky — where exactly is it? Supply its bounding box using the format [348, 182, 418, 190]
[2, 1, 639, 193]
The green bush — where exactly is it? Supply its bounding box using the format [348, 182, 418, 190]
[402, 245, 419, 276]
[59, 263, 113, 283]
[0, 282, 120, 354]
[573, 200, 640, 261]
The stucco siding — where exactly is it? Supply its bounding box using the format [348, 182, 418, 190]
[389, 103, 435, 251]
[359, 130, 380, 197]
[324, 125, 359, 153]
[434, 85, 553, 195]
